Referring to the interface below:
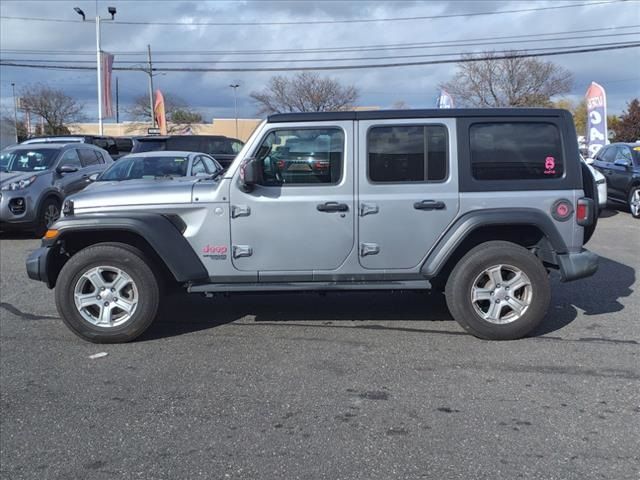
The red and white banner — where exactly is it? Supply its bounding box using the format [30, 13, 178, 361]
[101, 52, 115, 118]
[585, 82, 608, 158]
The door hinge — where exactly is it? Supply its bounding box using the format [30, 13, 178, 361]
[232, 245, 253, 258]
[359, 203, 379, 217]
[360, 243, 380, 256]
[231, 205, 251, 218]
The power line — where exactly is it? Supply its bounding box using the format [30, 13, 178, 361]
[0, 1, 627, 26]
[1, 25, 638, 57]
[4, 39, 639, 65]
[2, 42, 638, 73]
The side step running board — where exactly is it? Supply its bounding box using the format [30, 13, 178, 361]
[188, 280, 431, 293]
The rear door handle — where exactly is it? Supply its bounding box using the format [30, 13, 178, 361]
[317, 202, 349, 213]
[413, 200, 445, 211]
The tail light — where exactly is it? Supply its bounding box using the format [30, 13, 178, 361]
[576, 197, 593, 226]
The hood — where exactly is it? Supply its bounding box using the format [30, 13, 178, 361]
[0, 171, 46, 185]
[70, 177, 202, 211]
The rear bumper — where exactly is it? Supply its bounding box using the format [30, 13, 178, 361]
[557, 249, 598, 282]
[26, 246, 52, 286]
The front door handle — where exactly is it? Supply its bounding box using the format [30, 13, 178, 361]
[414, 200, 446, 211]
[317, 202, 349, 213]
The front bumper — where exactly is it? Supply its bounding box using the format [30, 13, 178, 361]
[557, 249, 599, 282]
[0, 190, 38, 226]
[26, 246, 53, 286]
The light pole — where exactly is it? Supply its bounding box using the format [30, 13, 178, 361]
[229, 84, 239, 138]
[74, 6, 117, 135]
[11, 82, 18, 143]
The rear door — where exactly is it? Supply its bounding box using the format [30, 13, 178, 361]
[229, 122, 355, 275]
[357, 118, 459, 269]
[608, 146, 634, 198]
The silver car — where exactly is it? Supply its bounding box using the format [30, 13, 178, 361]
[87, 150, 222, 188]
[0, 143, 112, 235]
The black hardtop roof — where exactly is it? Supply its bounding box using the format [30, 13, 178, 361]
[267, 108, 571, 123]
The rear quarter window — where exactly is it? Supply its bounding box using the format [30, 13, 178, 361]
[470, 122, 564, 180]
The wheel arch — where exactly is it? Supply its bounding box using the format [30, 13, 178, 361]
[43, 213, 208, 288]
[422, 209, 567, 286]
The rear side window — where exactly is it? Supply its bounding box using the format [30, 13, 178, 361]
[368, 125, 448, 183]
[78, 149, 101, 167]
[470, 123, 563, 180]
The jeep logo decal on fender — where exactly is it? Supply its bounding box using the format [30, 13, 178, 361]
[202, 245, 228, 260]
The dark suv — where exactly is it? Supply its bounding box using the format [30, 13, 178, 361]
[592, 143, 640, 218]
[131, 135, 244, 169]
[22, 135, 120, 159]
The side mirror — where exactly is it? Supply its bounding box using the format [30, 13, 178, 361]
[614, 158, 631, 168]
[57, 164, 78, 174]
[88, 173, 100, 182]
[239, 157, 263, 191]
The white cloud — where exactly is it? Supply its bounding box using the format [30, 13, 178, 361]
[1, 0, 638, 121]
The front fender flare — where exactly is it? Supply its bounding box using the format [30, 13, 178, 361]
[45, 213, 208, 283]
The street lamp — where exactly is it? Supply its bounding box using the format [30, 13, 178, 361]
[74, 6, 117, 135]
[11, 82, 18, 143]
[229, 84, 239, 139]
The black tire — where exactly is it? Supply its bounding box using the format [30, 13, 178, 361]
[55, 243, 160, 343]
[35, 197, 60, 237]
[628, 186, 640, 219]
[445, 241, 550, 340]
[581, 163, 598, 243]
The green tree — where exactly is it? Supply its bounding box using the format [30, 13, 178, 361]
[614, 99, 640, 142]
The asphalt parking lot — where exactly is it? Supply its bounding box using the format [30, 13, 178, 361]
[1, 209, 638, 480]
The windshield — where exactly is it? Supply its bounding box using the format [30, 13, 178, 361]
[0, 149, 58, 172]
[99, 155, 189, 181]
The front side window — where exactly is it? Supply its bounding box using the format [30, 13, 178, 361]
[368, 125, 448, 183]
[254, 128, 344, 185]
[59, 149, 82, 168]
[470, 122, 564, 180]
[191, 157, 207, 175]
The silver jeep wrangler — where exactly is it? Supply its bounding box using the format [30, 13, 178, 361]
[26, 109, 599, 343]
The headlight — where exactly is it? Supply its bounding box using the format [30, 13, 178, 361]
[62, 199, 74, 216]
[1, 175, 37, 191]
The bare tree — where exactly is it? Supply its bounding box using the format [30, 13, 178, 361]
[250, 72, 359, 115]
[392, 100, 410, 109]
[18, 84, 84, 135]
[441, 52, 573, 108]
[125, 93, 203, 133]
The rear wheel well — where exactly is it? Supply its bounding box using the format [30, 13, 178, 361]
[48, 230, 178, 289]
[430, 225, 549, 290]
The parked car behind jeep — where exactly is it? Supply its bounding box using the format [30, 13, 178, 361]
[1, 143, 112, 235]
[131, 135, 244, 169]
[591, 143, 640, 218]
[26, 108, 598, 343]
[22, 135, 120, 159]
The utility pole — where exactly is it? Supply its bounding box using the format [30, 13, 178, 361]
[148, 44, 155, 127]
[96, 14, 103, 135]
[11, 82, 18, 143]
[229, 84, 239, 138]
[115, 76, 119, 123]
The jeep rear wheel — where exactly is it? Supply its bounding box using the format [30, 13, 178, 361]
[445, 241, 550, 340]
[55, 243, 160, 343]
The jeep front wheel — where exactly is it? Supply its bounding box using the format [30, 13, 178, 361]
[445, 241, 550, 340]
[55, 243, 160, 343]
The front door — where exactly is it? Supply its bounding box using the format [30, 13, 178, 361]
[230, 122, 355, 274]
[357, 119, 459, 270]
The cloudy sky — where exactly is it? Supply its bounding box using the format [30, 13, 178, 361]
[0, 0, 638, 123]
